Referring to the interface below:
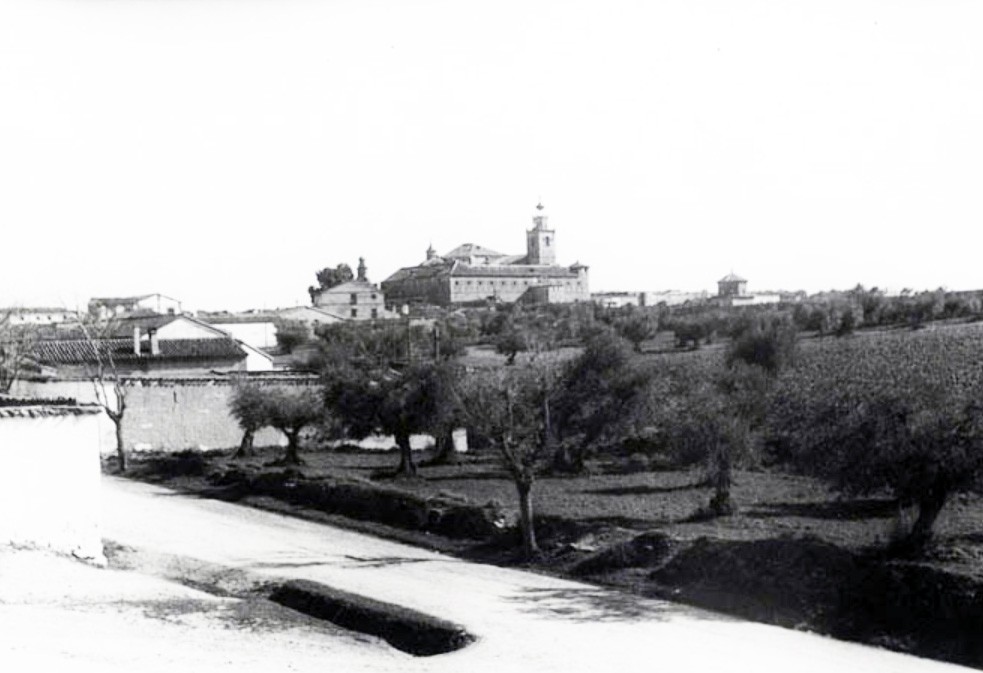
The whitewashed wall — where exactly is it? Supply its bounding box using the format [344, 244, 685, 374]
[12, 379, 287, 452]
[0, 407, 105, 562]
[210, 321, 279, 350]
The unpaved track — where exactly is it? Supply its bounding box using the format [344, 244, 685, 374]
[99, 476, 968, 672]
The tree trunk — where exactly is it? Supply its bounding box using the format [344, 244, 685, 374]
[907, 484, 949, 549]
[233, 429, 255, 460]
[429, 429, 459, 466]
[516, 478, 539, 558]
[708, 444, 733, 516]
[113, 416, 126, 473]
[283, 429, 302, 465]
[395, 430, 417, 476]
[551, 443, 585, 474]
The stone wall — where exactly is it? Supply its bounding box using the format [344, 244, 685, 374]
[0, 406, 105, 560]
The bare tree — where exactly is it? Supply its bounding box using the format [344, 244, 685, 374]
[75, 316, 128, 472]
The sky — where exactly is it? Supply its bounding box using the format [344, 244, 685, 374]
[1, 0, 981, 312]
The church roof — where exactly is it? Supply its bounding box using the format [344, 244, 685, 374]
[443, 243, 507, 260]
[382, 261, 455, 284]
[382, 259, 585, 284]
[719, 273, 747, 283]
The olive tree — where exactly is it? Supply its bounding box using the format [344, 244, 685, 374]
[456, 357, 562, 558]
[550, 330, 655, 473]
[263, 385, 324, 465]
[325, 361, 458, 476]
[228, 383, 270, 459]
[768, 331, 983, 550]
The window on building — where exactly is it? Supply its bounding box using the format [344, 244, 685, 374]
[350, 293, 358, 305]
[545, 236, 551, 246]
[351, 308, 357, 318]
[371, 294, 377, 300]
[371, 308, 378, 319]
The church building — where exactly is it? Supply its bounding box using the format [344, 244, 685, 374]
[381, 204, 590, 306]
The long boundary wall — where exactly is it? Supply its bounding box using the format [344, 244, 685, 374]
[11, 376, 466, 454]
[11, 377, 319, 453]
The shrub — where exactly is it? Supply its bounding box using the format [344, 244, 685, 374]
[725, 323, 797, 374]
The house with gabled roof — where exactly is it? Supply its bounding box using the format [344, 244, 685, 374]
[31, 336, 249, 377]
[311, 258, 394, 320]
[41, 313, 274, 372]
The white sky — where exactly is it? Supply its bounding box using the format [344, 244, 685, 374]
[1, 0, 981, 311]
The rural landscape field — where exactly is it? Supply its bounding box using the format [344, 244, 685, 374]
[111, 298, 983, 670]
[3, 2, 982, 670]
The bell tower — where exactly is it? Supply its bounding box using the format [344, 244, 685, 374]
[526, 202, 556, 265]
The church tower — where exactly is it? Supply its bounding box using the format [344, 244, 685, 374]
[525, 202, 556, 265]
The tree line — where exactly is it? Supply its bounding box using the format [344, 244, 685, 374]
[233, 310, 983, 559]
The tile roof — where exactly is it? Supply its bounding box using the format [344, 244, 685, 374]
[382, 262, 456, 284]
[443, 243, 506, 259]
[33, 338, 246, 365]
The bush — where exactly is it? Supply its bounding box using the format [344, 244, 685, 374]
[725, 323, 796, 374]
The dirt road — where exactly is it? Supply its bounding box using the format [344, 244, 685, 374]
[86, 476, 971, 672]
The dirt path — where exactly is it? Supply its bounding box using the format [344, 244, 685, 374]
[0, 546, 399, 672]
[94, 476, 969, 672]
